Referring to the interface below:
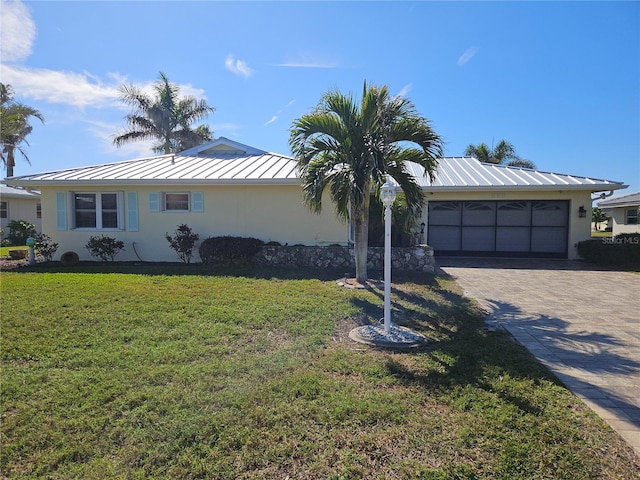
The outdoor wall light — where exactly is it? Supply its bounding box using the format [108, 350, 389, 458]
[578, 205, 587, 218]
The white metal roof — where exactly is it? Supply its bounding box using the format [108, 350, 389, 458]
[406, 157, 626, 192]
[2, 138, 627, 193]
[0, 185, 40, 198]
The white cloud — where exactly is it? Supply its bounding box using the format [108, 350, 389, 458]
[2, 65, 210, 110]
[275, 52, 337, 68]
[396, 84, 412, 98]
[85, 119, 156, 159]
[275, 60, 337, 68]
[263, 99, 295, 127]
[264, 116, 278, 126]
[1, 64, 122, 108]
[0, 0, 35, 62]
[225, 55, 254, 78]
[457, 47, 479, 66]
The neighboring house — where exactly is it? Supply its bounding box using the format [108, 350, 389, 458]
[598, 192, 640, 235]
[0, 185, 42, 240]
[2, 137, 627, 261]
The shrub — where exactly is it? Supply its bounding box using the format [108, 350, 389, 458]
[199, 236, 264, 265]
[6, 220, 36, 246]
[577, 233, 640, 268]
[34, 233, 59, 262]
[85, 235, 125, 262]
[166, 224, 200, 264]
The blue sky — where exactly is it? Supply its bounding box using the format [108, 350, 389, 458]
[2, 0, 639, 196]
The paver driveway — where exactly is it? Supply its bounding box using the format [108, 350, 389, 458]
[437, 257, 640, 457]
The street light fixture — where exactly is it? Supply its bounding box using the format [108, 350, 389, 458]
[380, 176, 396, 333]
[347, 175, 427, 349]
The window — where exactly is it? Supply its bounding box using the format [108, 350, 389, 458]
[0, 201, 7, 219]
[73, 192, 121, 229]
[164, 193, 190, 211]
[626, 208, 639, 225]
[36, 203, 41, 219]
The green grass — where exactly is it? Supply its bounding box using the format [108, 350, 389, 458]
[0, 245, 28, 257]
[591, 231, 613, 238]
[2, 264, 638, 479]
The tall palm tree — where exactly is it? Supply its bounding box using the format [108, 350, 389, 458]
[290, 82, 443, 282]
[0, 83, 45, 178]
[113, 72, 214, 154]
[464, 139, 536, 168]
[464, 139, 518, 164]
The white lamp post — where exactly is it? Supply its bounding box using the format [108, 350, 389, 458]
[380, 176, 397, 333]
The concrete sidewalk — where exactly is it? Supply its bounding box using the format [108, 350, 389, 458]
[437, 258, 640, 458]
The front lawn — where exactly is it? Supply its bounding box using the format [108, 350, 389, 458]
[1, 264, 638, 479]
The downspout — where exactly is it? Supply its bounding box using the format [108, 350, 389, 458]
[591, 190, 614, 203]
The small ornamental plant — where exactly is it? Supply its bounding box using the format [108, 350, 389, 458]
[166, 224, 199, 264]
[34, 233, 59, 262]
[85, 235, 125, 262]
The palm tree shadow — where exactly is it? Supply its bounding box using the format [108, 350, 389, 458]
[348, 272, 640, 429]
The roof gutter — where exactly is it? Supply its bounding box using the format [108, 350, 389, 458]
[591, 190, 615, 203]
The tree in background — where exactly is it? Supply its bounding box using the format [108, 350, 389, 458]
[592, 207, 610, 231]
[113, 72, 214, 154]
[464, 139, 536, 169]
[290, 82, 443, 282]
[0, 83, 45, 178]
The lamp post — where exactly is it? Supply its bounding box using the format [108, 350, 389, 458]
[380, 176, 397, 333]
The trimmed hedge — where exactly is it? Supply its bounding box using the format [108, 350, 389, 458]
[199, 236, 264, 265]
[577, 233, 640, 268]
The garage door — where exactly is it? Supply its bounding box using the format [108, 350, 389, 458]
[428, 200, 569, 257]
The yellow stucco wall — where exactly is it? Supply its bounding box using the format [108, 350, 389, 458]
[40, 184, 598, 262]
[417, 189, 594, 260]
[41, 184, 348, 262]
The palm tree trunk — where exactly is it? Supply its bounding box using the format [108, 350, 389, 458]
[353, 200, 370, 283]
[6, 147, 15, 177]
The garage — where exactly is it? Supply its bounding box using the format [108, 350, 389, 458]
[427, 200, 569, 257]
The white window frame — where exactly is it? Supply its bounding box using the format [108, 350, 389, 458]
[71, 192, 124, 230]
[163, 192, 190, 212]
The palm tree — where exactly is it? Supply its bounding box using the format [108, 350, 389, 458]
[464, 139, 537, 168]
[290, 82, 443, 282]
[506, 158, 536, 169]
[0, 83, 45, 178]
[113, 72, 214, 154]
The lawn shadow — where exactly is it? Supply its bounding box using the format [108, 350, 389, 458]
[346, 270, 640, 431]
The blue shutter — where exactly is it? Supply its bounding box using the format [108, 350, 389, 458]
[149, 192, 160, 212]
[192, 192, 204, 212]
[56, 191, 67, 230]
[127, 192, 139, 231]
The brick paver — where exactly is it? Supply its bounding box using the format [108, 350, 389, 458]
[437, 258, 640, 458]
